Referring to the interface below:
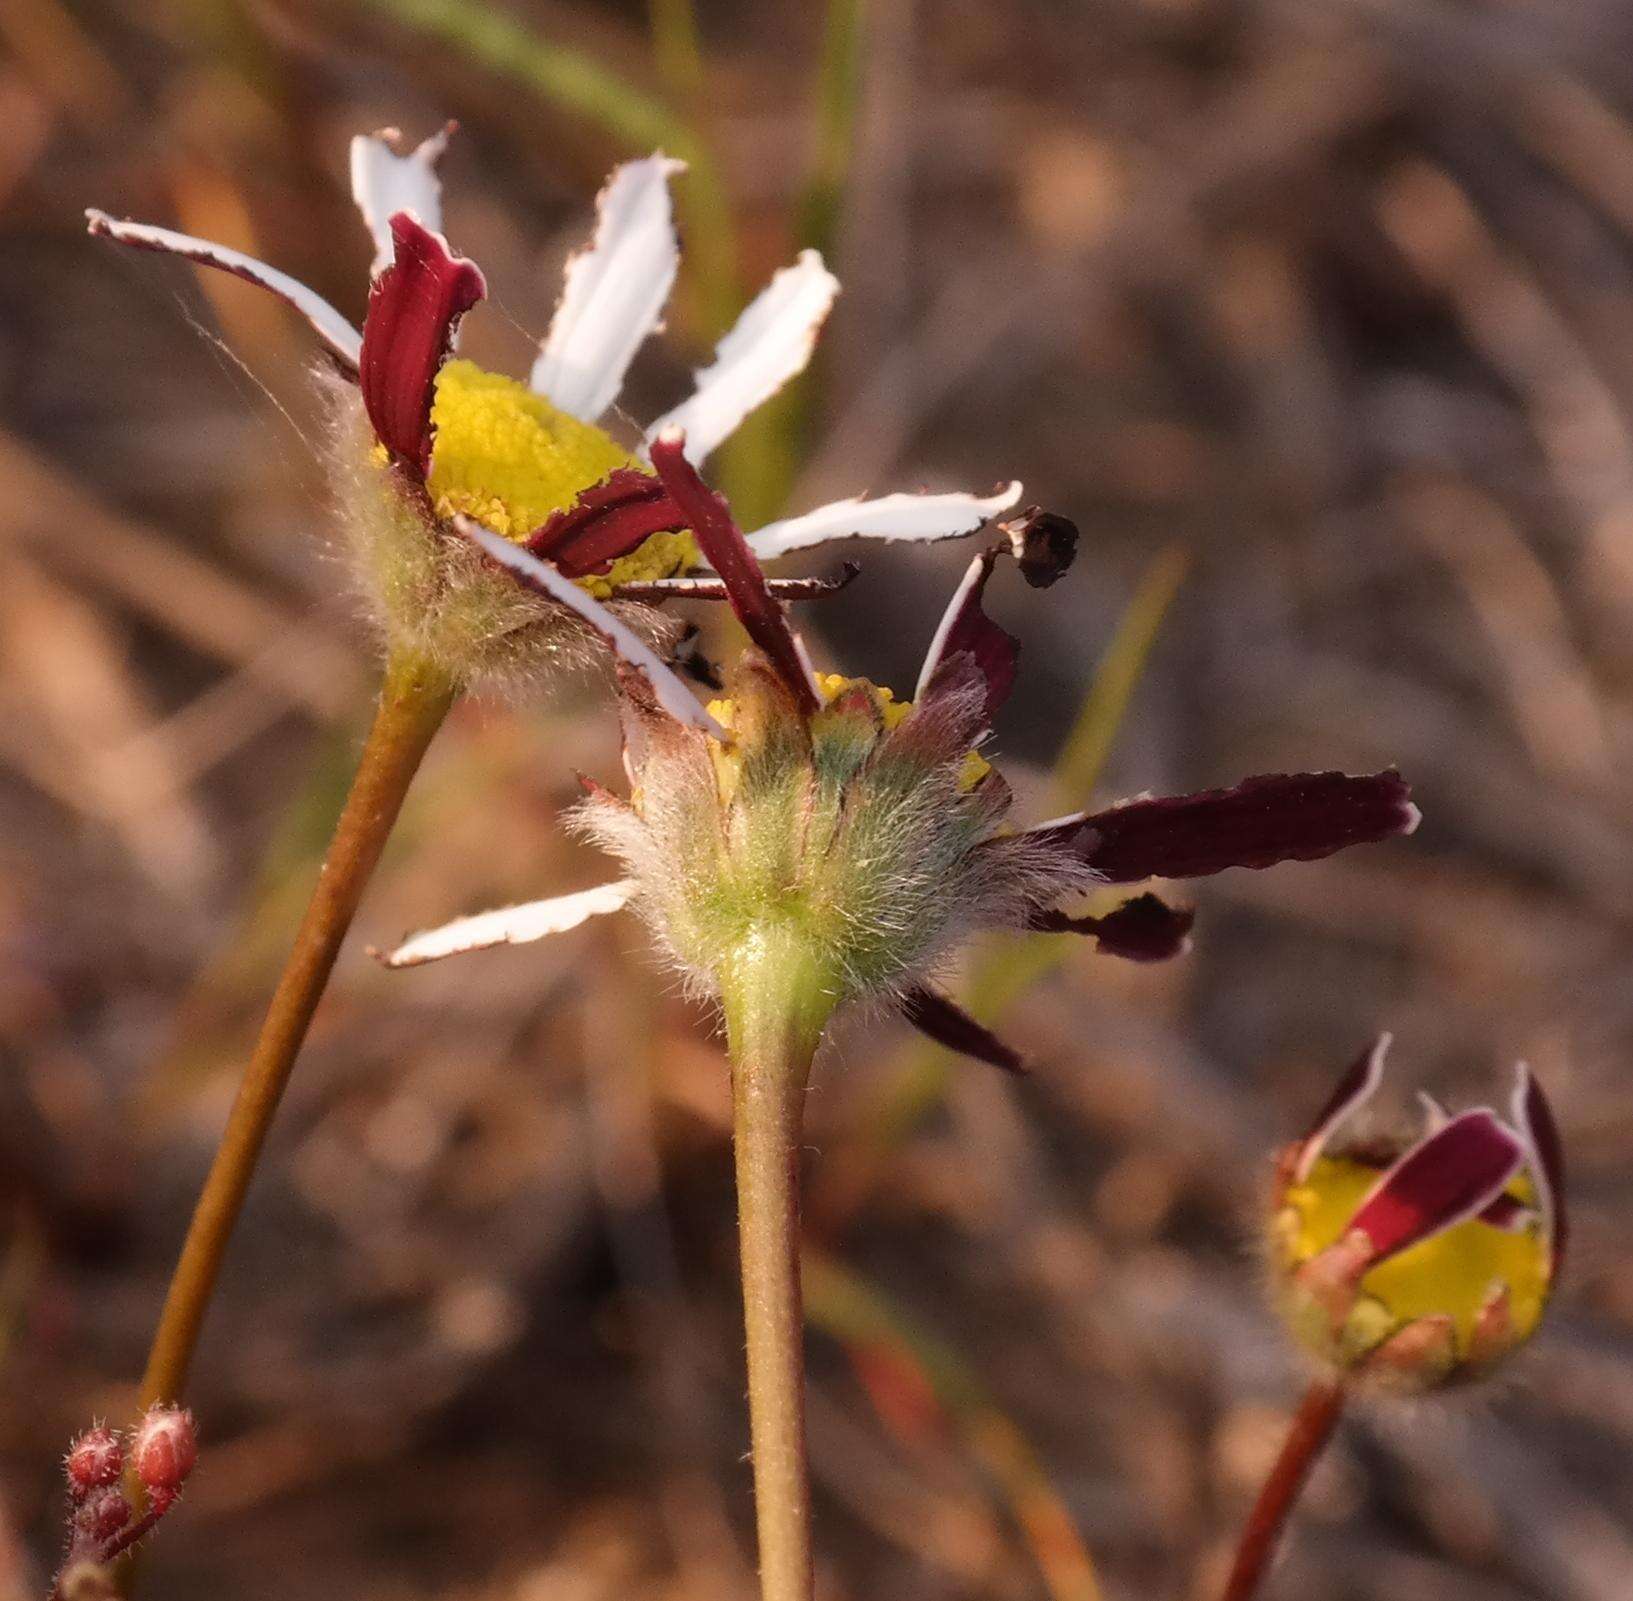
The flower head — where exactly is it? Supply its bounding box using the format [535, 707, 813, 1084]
[380, 439, 1419, 1069]
[88, 128, 1020, 688]
[1269, 1036, 1564, 1389]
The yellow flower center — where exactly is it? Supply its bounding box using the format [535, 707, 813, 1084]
[424, 360, 698, 598]
[704, 673, 992, 800]
[1278, 1153, 1550, 1360]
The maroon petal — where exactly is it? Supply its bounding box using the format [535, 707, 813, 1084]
[649, 427, 820, 715]
[1513, 1065, 1566, 1270]
[612, 565, 860, 602]
[359, 211, 485, 477]
[525, 467, 687, 576]
[1027, 769, 1419, 883]
[913, 547, 1020, 725]
[1292, 1035, 1392, 1182]
[1348, 1109, 1525, 1266]
[1031, 892, 1194, 961]
[898, 985, 1025, 1073]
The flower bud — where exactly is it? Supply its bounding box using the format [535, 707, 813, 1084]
[64, 1428, 123, 1498]
[131, 1407, 198, 1510]
[71, 1487, 131, 1548]
[1268, 1037, 1563, 1390]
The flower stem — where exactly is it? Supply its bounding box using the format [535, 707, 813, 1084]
[137, 651, 455, 1410]
[721, 933, 833, 1601]
[1220, 1379, 1346, 1601]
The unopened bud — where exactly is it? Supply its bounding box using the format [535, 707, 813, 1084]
[72, 1487, 131, 1548]
[64, 1428, 123, 1498]
[131, 1407, 197, 1503]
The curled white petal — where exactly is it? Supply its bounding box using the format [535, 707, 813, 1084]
[350, 124, 452, 276]
[453, 517, 726, 739]
[746, 481, 1023, 561]
[85, 210, 363, 370]
[530, 156, 685, 421]
[376, 880, 635, 968]
[644, 250, 839, 464]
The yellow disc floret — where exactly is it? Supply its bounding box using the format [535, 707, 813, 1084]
[1276, 1154, 1550, 1362]
[425, 360, 698, 597]
[705, 674, 990, 801]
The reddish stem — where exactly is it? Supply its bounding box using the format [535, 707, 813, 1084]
[1220, 1379, 1345, 1601]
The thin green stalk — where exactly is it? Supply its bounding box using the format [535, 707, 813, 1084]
[137, 650, 455, 1409]
[721, 932, 834, 1601]
[797, 0, 868, 259]
[1220, 1380, 1345, 1601]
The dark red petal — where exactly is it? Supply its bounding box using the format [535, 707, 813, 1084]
[998, 506, 1079, 588]
[1031, 892, 1194, 961]
[648, 428, 820, 715]
[611, 565, 860, 602]
[359, 212, 485, 476]
[1348, 1110, 1525, 1265]
[1292, 1034, 1391, 1182]
[1028, 769, 1419, 883]
[525, 468, 687, 576]
[914, 547, 1019, 725]
[1515, 1066, 1567, 1270]
[898, 985, 1025, 1073]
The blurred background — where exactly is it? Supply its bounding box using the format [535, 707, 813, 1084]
[3, 0, 1632, 1596]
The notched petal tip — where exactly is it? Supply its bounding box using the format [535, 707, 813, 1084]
[532, 154, 686, 421]
[1030, 768, 1419, 884]
[645, 251, 839, 464]
[899, 985, 1027, 1073]
[351, 122, 455, 277]
[360, 213, 485, 474]
[746, 481, 1024, 561]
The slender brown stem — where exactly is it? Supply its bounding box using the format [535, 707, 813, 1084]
[137, 651, 455, 1410]
[1220, 1379, 1346, 1601]
[722, 934, 832, 1601]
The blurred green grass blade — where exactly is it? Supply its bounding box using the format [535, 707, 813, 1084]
[806, 1252, 1103, 1601]
[648, 0, 704, 104]
[831, 545, 1190, 1178]
[797, 0, 868, 259]
[359, 0, 740, 335]
[1047, 543, 1190, 807]
[718, 0, 869, 523]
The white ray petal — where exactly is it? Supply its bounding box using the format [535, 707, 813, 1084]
[530, 156, 685, 421]
[86, 210, 363, 370]
[746, 481, 1023, 561]
[644, 250, 839, 464]
[453, 517, 726, 739]
[350, 124, 453, 276]
[376, 880, 635, 968]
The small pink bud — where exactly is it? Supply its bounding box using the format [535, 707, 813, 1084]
[131, 1407, 197, 1500]
[72, 1486, 131, 1547]
[64, 1428, 123, 1497]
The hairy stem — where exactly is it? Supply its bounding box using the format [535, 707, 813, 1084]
[1220, 1379, 1346, 1601]
[722, 933, 833, 1601]
[137, 651, 455, 1409]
